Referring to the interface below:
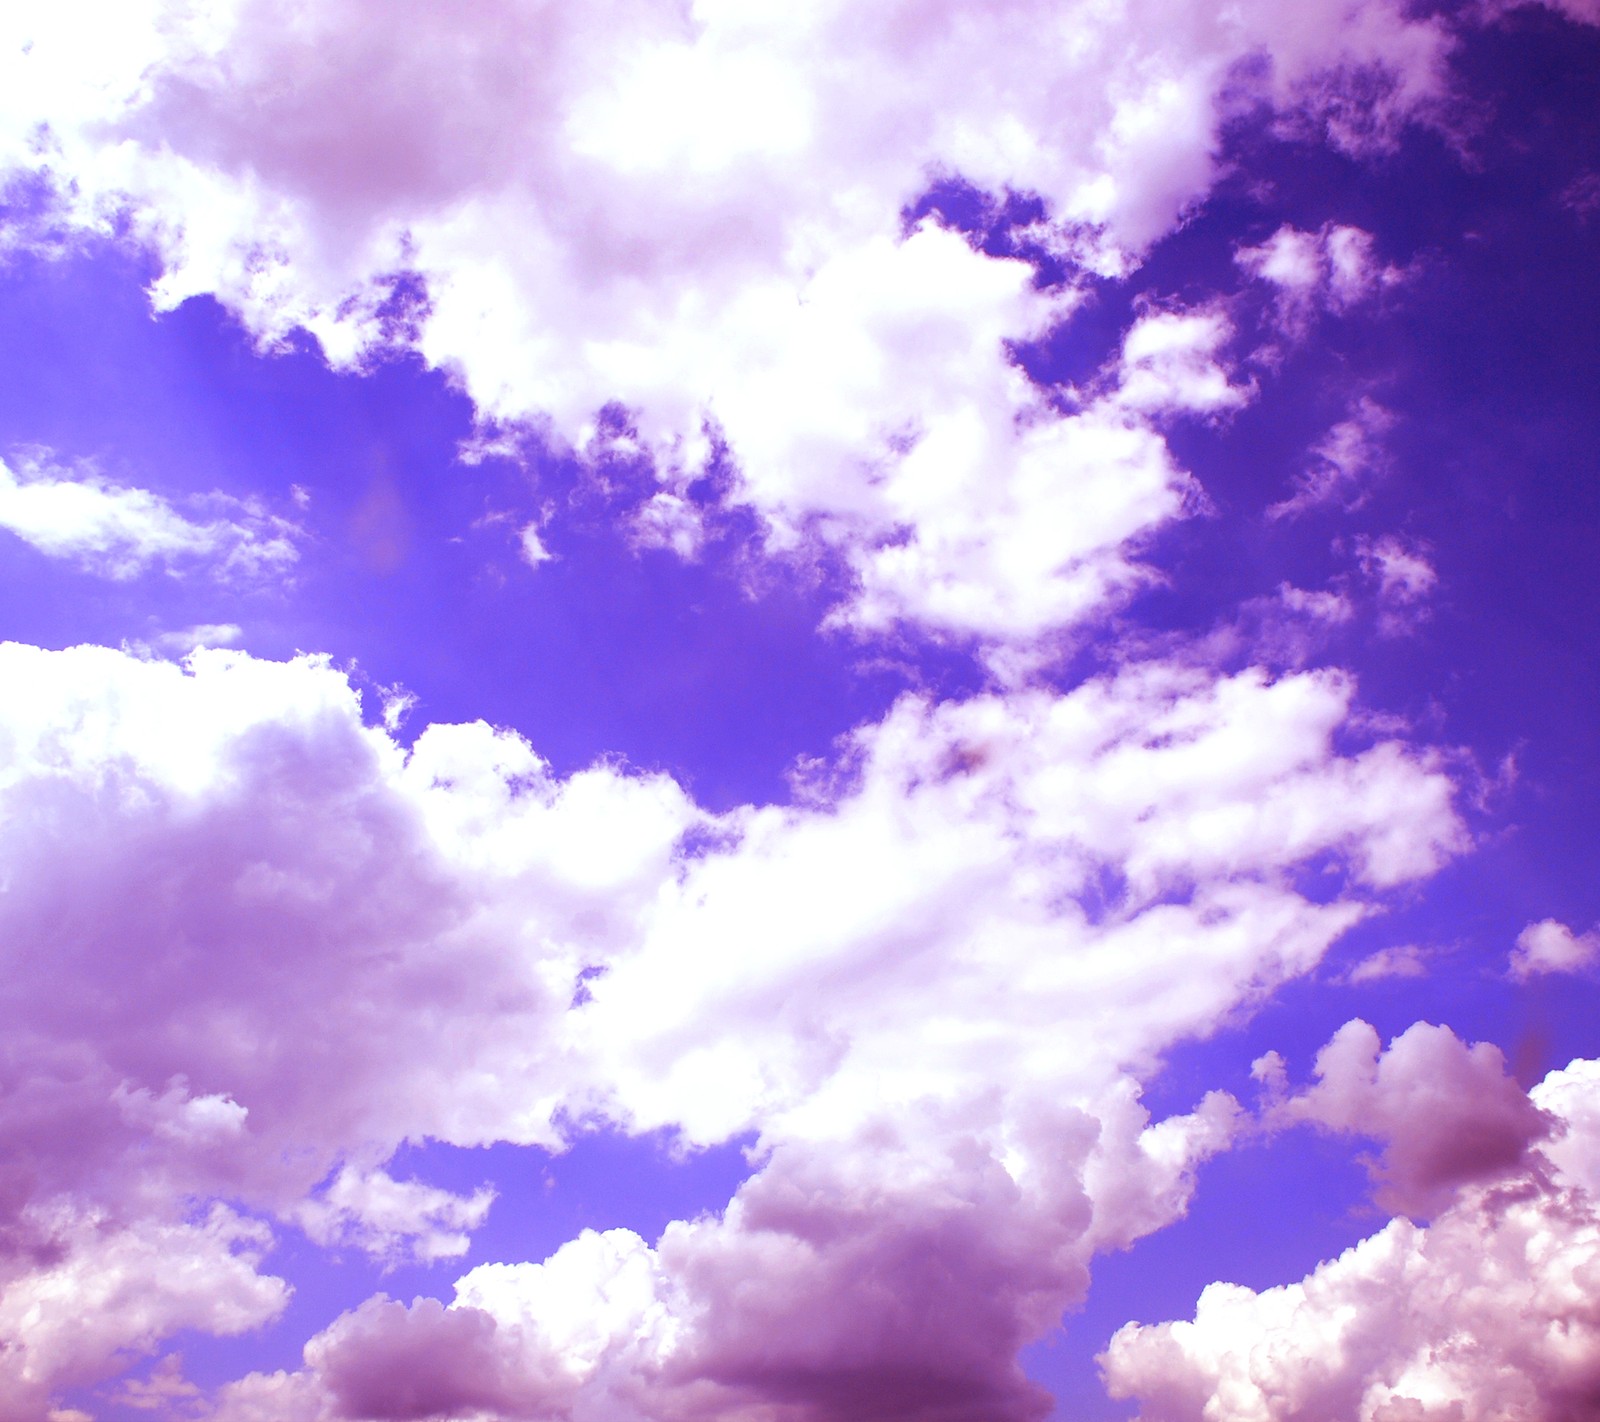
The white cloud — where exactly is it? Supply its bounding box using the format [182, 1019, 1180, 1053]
[294, 1166, 496, 1265]
[517, 522, 554, 567]
[0, 0, 1454, 644]
[0, 641, 1466, 1417]
[1357, 533, 1438, 636]
[0, 456, 300, 582]
[150, 623, 246, 655]
[1511, 918, 1600, 981]
[1103, 1047, 1600, 1422]
[1238, 223, 1405, 342]
[1110, 305, 1253, 418]
[0, 1204, 285, 1422]
[1343, 943, 1431, 983]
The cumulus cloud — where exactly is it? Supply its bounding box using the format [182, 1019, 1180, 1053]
[1258, 1020, 1553, 1217]
[1109, 305, 1253, 419]
[1104, 1049, 1600, 1422]
[0, 1204, 286, 1422]
[0, 455, 300, 582]
[0, 641, 1466, 1417]
[0, 641, 699, 1412]
[220, 1092, 1244, 1422]
[0, 0, 1455, 644]
[1511, 918, 1600, 981]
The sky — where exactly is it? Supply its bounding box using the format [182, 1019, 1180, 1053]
[0, 2, 1597, 1420]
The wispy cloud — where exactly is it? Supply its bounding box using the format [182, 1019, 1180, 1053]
[0, 455, 301, 583]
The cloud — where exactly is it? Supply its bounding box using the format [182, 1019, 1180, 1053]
[293, 1166, 496, 1265]
[1259, 1019, 1553, 1217]
[1103, 1049, 1600, 1422]
[0, 641, 1466, 1417]
[1498, 0, 1600, 26]
[153, 623, 246, 654]
[0, 455, 300, 582]
[1511, 918, 1600, 981]
[0, 0, 1455, 645]
[1269, 398, 1396, 520]
[0, 1204, 286, 1422]
[1343, 943, 1432, 983]
[1357, 534, 1438, 636]
[108, 1354, 205, 1417]
[1109, 305, 1253, 419]
[221, 1093, 1244, 1422]
[0, 641, 700, 1413]
[1239, 222, 1404, 326]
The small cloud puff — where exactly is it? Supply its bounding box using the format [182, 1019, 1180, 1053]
[1511, 917, 1599, 981]
[1343, 942, 1432, 983]
[1237, 222, 1405, 339]
[1269, 397, 1395, 520]
[1357, 533, 1437, 637]
[1111, 305, 1254, 419]
[295, 1167, 496, 1265]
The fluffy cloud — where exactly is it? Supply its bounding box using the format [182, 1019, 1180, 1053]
[1510, 918, 1600, 981]
[1109, 305, 1252, 419]
[0, 640, 1467, 1417]
[219, 1091, 1242, 1422]
[11, 645, 1455, 1420]
[0, 0, 1455, 644]
[0, 641, 699, 1413]
[1103, 1046, 1600, 1422]
[293, 1167, 497, 1266]
[0, 455, 300, 582]
[1257, 1019, 1553, 1217]
[0, 1204, 285, 1422]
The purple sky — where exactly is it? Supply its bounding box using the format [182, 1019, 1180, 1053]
[1, 3, 1598, 1420]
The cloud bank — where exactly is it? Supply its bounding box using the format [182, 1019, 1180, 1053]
[0, 640, 1464, 1417]
[0, 2, 1592, 1418]
[1, 0, 1457, 646]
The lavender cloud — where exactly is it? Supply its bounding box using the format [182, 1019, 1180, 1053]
[1259, 1019, 1554, 1218]
[0, 638, 1467, 1417]
[0, 455, 301, 583]
[1104, 1048, 1600, 1422]
[0, 0, 1456, 647]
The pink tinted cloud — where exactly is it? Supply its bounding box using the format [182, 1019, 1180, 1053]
[1105, 1050, 1600, 1422]
[2, 0, 1456, 647]
[216, 1093, 1239, 1422]
[0, 642, 1467, 1417]
[1259, 1019, 1553, 1218]
[1511, 918, 1600, 981]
